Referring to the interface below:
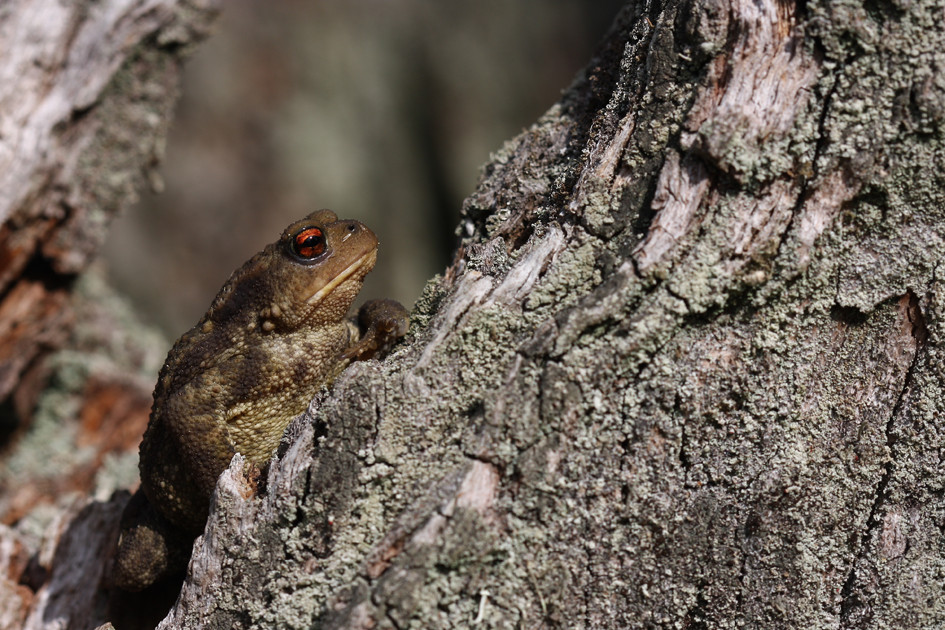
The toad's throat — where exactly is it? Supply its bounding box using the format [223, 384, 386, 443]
[305, 250, 377, 306]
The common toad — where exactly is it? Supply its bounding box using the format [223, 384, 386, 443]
[113, 210, 408, 591]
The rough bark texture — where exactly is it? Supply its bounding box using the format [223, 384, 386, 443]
[0, 0, 218, 407]
[161, 0, 945, 628]
[0, 1, 218, 628]
[5, 0, 945, 628]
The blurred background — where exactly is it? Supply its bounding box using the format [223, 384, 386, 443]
[102, 0, 625, 337]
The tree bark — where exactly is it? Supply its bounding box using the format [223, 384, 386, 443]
[0, 2, 218, 629]
[162, 0, 945, 627]
[0, 0, 217, 404]
[6, 0, 945, 628]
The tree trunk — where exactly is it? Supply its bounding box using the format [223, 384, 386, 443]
[163, 0, 945, 627]
[0, 1, 218, 629]
[6, 0, 945, 628]
[0, 0, 218, 402]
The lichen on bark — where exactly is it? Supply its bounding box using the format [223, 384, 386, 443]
[160, 0, 945, 627]
[5, 0, 943, 627]
[0, 2, 220, 628]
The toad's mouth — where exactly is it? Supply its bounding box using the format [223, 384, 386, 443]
[305, 249, 377, 306]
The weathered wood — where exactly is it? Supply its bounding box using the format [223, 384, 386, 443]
[0, 1, 218, 628]
[157, 0, 945, 628]
[5, 0, 945, 627]
[0, 0, 218, 403]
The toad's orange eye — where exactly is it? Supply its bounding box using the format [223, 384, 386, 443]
[292, 227, 326, 259]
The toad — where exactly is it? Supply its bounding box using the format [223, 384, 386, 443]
[113, 210, 408, 591]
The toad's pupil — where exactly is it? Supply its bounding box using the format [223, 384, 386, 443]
[295, 228, 325, 258]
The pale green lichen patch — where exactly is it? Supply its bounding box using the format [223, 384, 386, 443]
[0, 273, 163, 494]
[0, 370, 89, 483]
[523, 238, 601, 313]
